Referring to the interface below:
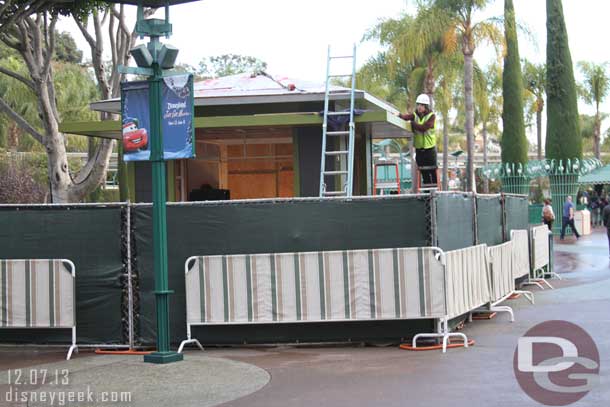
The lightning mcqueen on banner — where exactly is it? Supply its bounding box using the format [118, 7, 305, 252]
[121, 74, 195, 161]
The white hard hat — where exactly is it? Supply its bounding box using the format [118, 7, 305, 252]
[416, 94, 430, 105]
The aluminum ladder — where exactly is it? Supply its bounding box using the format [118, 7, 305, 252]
[319, 44, 357, 198]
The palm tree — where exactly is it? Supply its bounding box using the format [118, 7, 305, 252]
[522, 60, 546, 160]
[364, 13, 434, 108]
[434, 53, 462, 190]
[414, 0, 503, 192]
[475, 63, 502, 193]
[577, 61, 609, 159]
[355, 51, 411, 111]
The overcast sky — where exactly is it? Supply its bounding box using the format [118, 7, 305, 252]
[57, 0, 610, 142]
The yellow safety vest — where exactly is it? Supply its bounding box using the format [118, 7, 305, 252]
[414, 112, 436, 149]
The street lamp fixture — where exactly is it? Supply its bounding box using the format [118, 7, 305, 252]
[104, 0, 201, 365]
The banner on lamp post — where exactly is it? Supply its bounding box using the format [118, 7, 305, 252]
[121, 73, 195, 161]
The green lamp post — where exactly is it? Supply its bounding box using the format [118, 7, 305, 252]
[108, 0, 200, 364]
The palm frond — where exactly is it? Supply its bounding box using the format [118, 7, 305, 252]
[472, 21, 504, 57]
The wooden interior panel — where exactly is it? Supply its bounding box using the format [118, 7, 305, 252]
[278, 168, 294, 198]
[186, 127, 295, 200]
[229, 173, 277, 199]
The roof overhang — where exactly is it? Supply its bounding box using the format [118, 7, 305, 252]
[60, 110, 411, 140]
[578, 165, 610, 185]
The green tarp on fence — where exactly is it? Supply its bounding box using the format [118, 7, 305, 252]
[0, 206, 124, 344]
[529, 204, 544, 225]
[504, 195, 529, 238]
[435, 193, 475, 251]
[476, 196, 504, 246]
[0, 193, 530, 346]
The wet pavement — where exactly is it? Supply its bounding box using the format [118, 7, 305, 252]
[1, 229, 609, 406]
[209, 229, 610, 407]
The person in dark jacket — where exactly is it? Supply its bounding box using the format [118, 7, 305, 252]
[599, 196, 608, 227]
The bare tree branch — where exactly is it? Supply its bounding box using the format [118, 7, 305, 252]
[32, 14, 43, 65]
[0, 31, 21, 50]
[47, 63, 60, 125]
[0, 95, 44, 144]
[16, 20, 37, 80]
[0, 0, 37, 34]
[42, 13, 57, 79]
[111, 4, 132, 37]
[0, 65, 36, 90]
[109, 8, 117, 69]
[101, 6, 109, 26]
[74, 15, 96, 49]
[71, 138, 114, 185]
[0, 0, 14, 21]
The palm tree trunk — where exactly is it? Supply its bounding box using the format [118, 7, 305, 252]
[536, 105, 542, 160]
[595, 106, 601, 159]
[425, 58, 435, 108]
[464, 51, 476, 192]
[442, 110, 449, 190]
[483, 121, 489, 193]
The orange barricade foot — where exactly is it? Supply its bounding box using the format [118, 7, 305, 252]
[472, 312, 497, 320]
[508, 293, 522, 300]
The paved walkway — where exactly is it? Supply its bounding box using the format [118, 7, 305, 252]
[0, 353, 269, 407]
[1, 229, 609, 407]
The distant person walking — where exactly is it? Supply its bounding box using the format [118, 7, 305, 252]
[603, 202, 610, 258]
[560, 195, 580, 240]
[542, 198, 555, 231]
[599, 196, 608, 227]
[589, 192, 600, 227]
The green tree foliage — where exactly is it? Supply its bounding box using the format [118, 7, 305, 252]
[0, 52, 40, 151]
[545, 0, 581, 160]
[522, 60, 546, 159]
[365, 9, 458, 106]
[577, 61, 609, 159]
[501, 0, 528, 164]
[0, 0, 106, 35]
[55, 31, 83, 64]
[355, 52, 410, 110]
[579, 114, 597, 139]
[475, 63, 502, 192]
[0, 45, 98, 153]
[198, 54, 267, 78]
[361, 14, 420, 110]
[54, 62, 99, 152]
[579, 114, 607, 155]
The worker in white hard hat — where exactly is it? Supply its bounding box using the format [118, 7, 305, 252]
[397, 94, 437, 185]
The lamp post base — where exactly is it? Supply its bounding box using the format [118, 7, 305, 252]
[143, 351, 184, 364]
